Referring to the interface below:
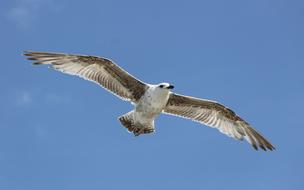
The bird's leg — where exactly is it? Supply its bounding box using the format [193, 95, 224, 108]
[133, 127, 143, 137]
[133, 132, 140, 137]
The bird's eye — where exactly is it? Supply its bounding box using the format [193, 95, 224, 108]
[159, 85, 164, 88]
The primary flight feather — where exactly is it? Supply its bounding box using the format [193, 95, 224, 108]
[24, 51, 275, 151]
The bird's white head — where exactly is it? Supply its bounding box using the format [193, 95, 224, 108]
[157, 82, 174, 90]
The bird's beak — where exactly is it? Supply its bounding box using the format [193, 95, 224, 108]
[167, 85, 174, 89]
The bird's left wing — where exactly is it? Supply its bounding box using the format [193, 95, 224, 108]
[164, 93, 275, 151]
[24, 51, 148, 103]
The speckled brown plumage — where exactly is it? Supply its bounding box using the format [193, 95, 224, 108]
[24, 51, 275, 151]
[24, 51, 147, 102]
[165, 93, 275, 151]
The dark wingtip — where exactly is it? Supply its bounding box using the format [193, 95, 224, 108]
[27, 57, 37, 60]
[260, 145, 267, 151]
[268, 145, 276, 151]
[23, 51, 38, 65]
[264, 141, 275, 151]
[254, 144, 275, 152]
[23, 50, 33, 56]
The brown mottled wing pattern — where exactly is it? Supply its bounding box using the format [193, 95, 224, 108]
[24, 51, 147, 102]
[164, 93, 275, 151]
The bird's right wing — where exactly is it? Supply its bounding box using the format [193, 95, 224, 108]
[24, 51, 148, 103]
[164, 93, 275, 151]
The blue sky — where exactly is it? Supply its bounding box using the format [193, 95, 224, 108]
[0, 0, 303, 189]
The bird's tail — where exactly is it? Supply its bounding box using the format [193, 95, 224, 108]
[118, 111, 155, 136]
[118, 111, 135, 133]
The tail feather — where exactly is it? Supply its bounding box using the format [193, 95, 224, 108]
[118, 111, 135, 133]
[118, 111, 155, 136]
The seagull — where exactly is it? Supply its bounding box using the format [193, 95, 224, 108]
[24, 51, 275, 151]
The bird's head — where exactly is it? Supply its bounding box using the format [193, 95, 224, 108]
[157, 82, 174, 90]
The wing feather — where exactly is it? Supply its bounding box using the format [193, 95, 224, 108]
[164, 93, 275, 151]
[24, 51, 148, 102]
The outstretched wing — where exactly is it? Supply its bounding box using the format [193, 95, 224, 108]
[164, 93, 275, 151]
[24, 51, 148, 102]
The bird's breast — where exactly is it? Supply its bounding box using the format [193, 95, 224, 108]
[136, 89, 170, 116]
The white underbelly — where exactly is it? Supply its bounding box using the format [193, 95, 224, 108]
[134, 90, 170, 124]
[134, 102, 163, 123]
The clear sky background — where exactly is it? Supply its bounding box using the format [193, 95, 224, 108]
[0, 0, 303, 189]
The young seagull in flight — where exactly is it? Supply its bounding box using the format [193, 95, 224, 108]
[24, 51, 275, 151]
